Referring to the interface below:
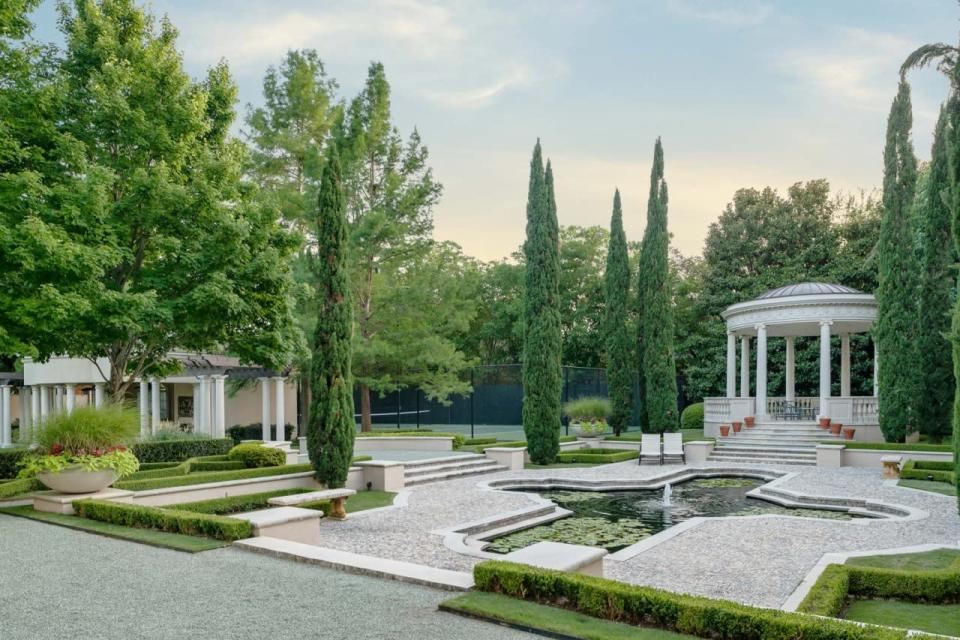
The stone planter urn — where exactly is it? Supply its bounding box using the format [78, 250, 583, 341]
[719, 425, 730, 437]
[570, 421, 606, 440]
[842, 427, 856, 440]
[37, 467, 118, 494]
[829, 422, 842, 436]
[744, 416, 755, 428]
[731, 421, 742, 433]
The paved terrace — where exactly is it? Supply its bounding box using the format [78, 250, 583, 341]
[313, 461, 960, 609]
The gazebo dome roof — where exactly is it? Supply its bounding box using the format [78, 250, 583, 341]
[755, 282, 862, 300]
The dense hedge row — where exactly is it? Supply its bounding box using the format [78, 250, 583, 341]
[826, 442, 954, 453]
[799, 561, 960, 617]
[0, 477, 42, 500]
[173, 489, 313, 515]
[114, 463, 314, 492]
[130, 438, 233, 463]
[901, 459, 957, 484]
[478, 436, 577, 453]
[125, 455, 243, 481]
[473, 561, 935, 640]
[73, 499, 252, 541]
[226, 423, 296, 444]
[555, 449, 638, 464]
[0, 448, 30, 479]
[463, 437, 497, 446]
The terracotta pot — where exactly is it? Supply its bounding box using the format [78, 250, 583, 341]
[744, 416, 756, 427]
[843, 427, 856, 440]
[732, 421, 742, 433]
[720, 425, 730, 437]
[818, 417, 831, 428]
[829, 422, 842, 435]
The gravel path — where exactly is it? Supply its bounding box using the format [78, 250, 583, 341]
[0, 514, 532, 640]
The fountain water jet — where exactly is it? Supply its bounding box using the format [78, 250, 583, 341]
[662, 483, 672, 507]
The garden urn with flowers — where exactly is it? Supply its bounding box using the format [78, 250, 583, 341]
[18, 405, 140, 494]
[563, 397, 612, 442]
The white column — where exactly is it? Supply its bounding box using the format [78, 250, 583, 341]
[211, 375, 226, 438]
[755, 325, 768, 418]
[785, 336, 796, 401]
[873, 342, 879, 397]
[192, 380, 201, 434]
[1, 385, 11, 447]
[30, 386, 40, 433]
[150, 377, 161, 434]
[273, 376, 285, 441]
[64, 384, 75, 415]
[260, 377, 271, 441]
[198, 376, 210, 436]
[94, 383, 105, 408]
[53, 386, 61, 415]
[39, 385, 49, 423]
[739, 336, 750, 399]
[139, 380, 149, 437]
[840, 334, 851, 397]
[20, 387, 32, 443]
[725, 332, 737, 397]
[819, 321, 832, 417]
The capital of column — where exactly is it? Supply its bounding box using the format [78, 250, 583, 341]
[819, 320, 833, 327]
[272, 375, 286, 382]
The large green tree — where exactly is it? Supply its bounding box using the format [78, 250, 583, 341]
[604, 189, 633, 435]
[916, 106, 956, 442]
[1, 0, 302, 399]
[522, 143, 562, 463]
[638, 139, 678, 432]
[308, 151, 354, 488]
[876, 80, 920, 442]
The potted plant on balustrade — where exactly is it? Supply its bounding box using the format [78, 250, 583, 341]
[17, 405, 140, 494]
[563, 396, 612, 443]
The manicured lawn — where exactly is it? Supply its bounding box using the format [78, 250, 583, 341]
[844, 599, 960, 636]
[440, 592, 694, 639]
[846, 548, 960, 571]
[0, 506, 228, 552]
[897, 478, 957, 496]
[344, 490, 396, 512]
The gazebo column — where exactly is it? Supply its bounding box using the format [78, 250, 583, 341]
[785, 336, 796, 401]
[725, 332, 737, 397]
[819, 320, 832, 418]
[94, 383, 105, 408]
[150, 377, 161, 433]
[211, 375, 227, 438]
[755, 324, 768, 418]
[840, 333, 851, 397]
[30, 386, 40, 437]
[64, 384, 75, 415]
[739, 336, 750, 399]
[196, 376, 209, 435]
[192, 379, 201, 434]
[20, 387, 32, 443]
[273, 376, 285, 441]
[139, 379, 149, 436]
[260, 377, 271, 441]
[1, 385, 11, 448]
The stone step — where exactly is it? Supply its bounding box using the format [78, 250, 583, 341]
[709, 450, 815, 462]
[402, 453, 487, 469]
[717, 438, 821, 449]
[404, 462, 507, 486]
[404, 457, 504, 478]
[707, 454, 815, 466]
[713, 445, 816, 457]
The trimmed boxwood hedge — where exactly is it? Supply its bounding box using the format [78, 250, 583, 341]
[473, 561, 935, 640]
[0, 477, 43, 500]
[130, 438, 234, 463]
[173, 489, 313, 515]
[226, 423, 296, 444]
[823, 442, 954, 453]
[114, 463, 314, 492]
[464, 437, 497, 446]
[124, 455, 244, 481]
[0, 448, 30, 479]
[73, 499, 252, 541]
[555, 449, 639, 464]
[227, 443, 286, 468]
[900, 459, 957, 484]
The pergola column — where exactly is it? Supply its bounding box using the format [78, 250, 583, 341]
[0, 385, 11, 448]
[150, 377, 161, 433]
[20, 387, 32, 443]
[725, 332, 737, 397]
[785, 336, 796, 401]
[53, 386, 61, 414]
[197, 375, 209, 435]
[739, 336, 750, 399]
[840, 333, 851, 397]
[873, 341, 879, 397]
[211, 375, 227, 438]
[260, 377, 271, 441]
[273, 376, 285, 441]
[139, 379, 149, 436]
[755, 324, 768, 418]
[819, 320, 832, 417]
[30, 386, 40, 437]
[191, 379, 201, 434]
[39, 385, 49, 423]
[94, 383, 105, 408]
[64, 383, 75, 415]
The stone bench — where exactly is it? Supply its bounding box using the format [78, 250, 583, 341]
[881, 455, 903, 479]
[268, 488, 356, 519]
[501, 541, 608, 577]
[231, 507, 323, 545]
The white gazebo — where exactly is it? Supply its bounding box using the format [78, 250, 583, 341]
[704, 282, 883, 442]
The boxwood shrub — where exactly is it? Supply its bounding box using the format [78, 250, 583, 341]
[113, 463, 314, 492]
[555, 449, 639, 464]
[680, 402, 704, 431]
[0, 448, 30, 479]
[73, 499, 252, 541]
[0, 477, 43, 500]
[226, 423, 295, 445]
[473, 561, 929, 640]
[130, 438, 233, 463]
[901, 459, 956, 484]
[227, 443, 286, 468]
[173, 489, 313, 515]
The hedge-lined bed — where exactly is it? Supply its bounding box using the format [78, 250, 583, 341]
[130, 438, 234, 463]
[0, 477, 43, 500]
[900, 459, 956, 485]
[820, 441, 954, 453]
[114, 463, 315, 491]
[555, 448, 639, 464]
[173, 489, 315, 515]
[478, 436, 577, 452]
[73, 499, 253, 541]
[470, 560, 940, 640]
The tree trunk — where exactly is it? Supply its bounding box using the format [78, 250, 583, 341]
[360, 383, 372, 432]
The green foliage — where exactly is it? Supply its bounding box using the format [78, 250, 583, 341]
[227, 444, 286, 468]
[129, 438, 234, 463]
[0, 477, 43, 500]
[828, 441, 953, 452]
[522, 143, 562, 465]
[355, 431, 465, 449]
[797, 564, 849, 617]
[555, 449, 638, 464]
[73, 499, 252, 542]
[900, 459, 957, 484]
[604, 190, 634, 435]
[463, 437, 497, 446]
[114, 463, 312, 492]
[226, 423, 296, 444]
[877, 80, 921, 441]
[638, 139, 679, 433]
[298, 490, 395, 516]
[680, 403, 704, 431]
[473, 561, 918, 640]
[563, 397, 611, 421]
[173, 489, 313, 515]
[18, 449, 139, 479]
[0, 449, 30, 479]
[308, 150, 355, 488]
[32, 405, 138, 454]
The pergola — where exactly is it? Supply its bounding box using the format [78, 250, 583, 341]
[705, 283, 880, 438]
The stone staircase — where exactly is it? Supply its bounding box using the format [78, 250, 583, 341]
[707, 421, 843, 466]
[403, 454, 507, 486]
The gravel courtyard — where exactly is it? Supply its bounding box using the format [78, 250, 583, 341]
[0, 514, 532, 640]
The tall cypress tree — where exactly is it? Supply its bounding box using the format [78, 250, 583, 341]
[917, 105, 956, 441]
[308, 150, 355, 488]
[877, 80, 920, 442]
[947, 87, 960, 511]
[639, 139, 679, 432]
[605, 190, 633, 435]
[522, 142, 562, 464]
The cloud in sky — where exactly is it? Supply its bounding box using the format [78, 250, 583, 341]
[667, 0, 772, 27]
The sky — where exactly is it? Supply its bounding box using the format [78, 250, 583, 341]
[27, 0, 960, 262]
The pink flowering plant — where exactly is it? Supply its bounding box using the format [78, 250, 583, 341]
[18, 405, 140, 479]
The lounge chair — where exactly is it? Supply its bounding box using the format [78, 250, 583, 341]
[639, 433, 661, 465]
[662, 432, 685, 464]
